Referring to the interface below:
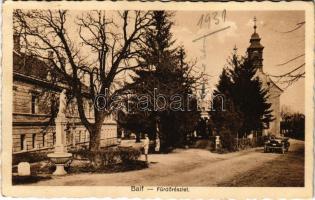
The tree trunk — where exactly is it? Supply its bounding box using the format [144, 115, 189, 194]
[89, 124, 103, 168]
[89, 125, 102, 151]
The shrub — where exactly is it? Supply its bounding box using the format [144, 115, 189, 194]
[192, 139, 213, 150]
[69, 146, 141, 167]
[236, 138, 252, 150]
[219, 128, 237, 152]
[12, 152, 49, 166]
[119, 147, 141, 164]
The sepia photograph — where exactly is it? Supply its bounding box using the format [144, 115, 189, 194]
[1, 1, 314, 198]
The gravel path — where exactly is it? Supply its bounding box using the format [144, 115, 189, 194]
[29, 139, 304, 186]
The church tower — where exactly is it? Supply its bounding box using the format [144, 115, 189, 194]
[246, 17, 283, 137]
[247, 17, 264, 70]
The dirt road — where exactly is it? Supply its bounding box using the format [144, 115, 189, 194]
[30, 139, 304, 186]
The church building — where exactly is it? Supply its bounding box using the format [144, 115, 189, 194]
[247, 17, 283, 136]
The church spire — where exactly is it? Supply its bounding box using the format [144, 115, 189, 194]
[233, 44, 238, 53]
[253, 16, 257, 33]
[247, 16, 264, 69]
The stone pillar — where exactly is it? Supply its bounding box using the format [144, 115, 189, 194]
[54, 117, 67, 153]
[17, 162, 30, 176]
[47, 116, 72, 176]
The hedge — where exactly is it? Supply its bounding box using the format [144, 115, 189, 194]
[12, 152, 49, 166]
[69, 146, 141, 166]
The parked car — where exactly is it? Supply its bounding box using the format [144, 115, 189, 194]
[264, 135, 290, 154]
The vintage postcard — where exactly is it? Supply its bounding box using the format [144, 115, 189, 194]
[1, 1, 314, 198]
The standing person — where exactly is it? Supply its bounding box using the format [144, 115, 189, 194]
[155, 135, 160, 152]
[155, 121, 161, 152]
[155, 118, 161, 153]
[193, 130, 197, 141]
[143, 134, 150, 163]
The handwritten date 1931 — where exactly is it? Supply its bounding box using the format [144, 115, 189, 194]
[197, 10, 227, 29]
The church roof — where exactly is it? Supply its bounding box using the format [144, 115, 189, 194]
[248, 32, 264, 49]
[248, 17, 264, 50]
[269, 78, 284, 92]
[250, 32, 260, 40]
[257, 69, 284, 93]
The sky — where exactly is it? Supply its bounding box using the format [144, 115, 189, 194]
[171, 10, 305, 114]
[22, 10, 305, 114]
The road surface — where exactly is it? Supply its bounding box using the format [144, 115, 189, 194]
[30, 139, 304, 186]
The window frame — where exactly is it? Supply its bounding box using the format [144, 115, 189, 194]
[20, 134, 26, 151]
[32, 133, 36, 149]
[31, 93, 39, 114]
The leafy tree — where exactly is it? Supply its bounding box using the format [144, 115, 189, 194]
[211, 67, 243, 137]
[212, 50, 273, 145]
[229, 53, 273, 137]
[281, 112, 305, 140]
[120, 11, 200, 152]
[117, 110, 155, 142]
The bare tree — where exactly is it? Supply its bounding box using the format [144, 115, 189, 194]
[13, 9, 153, 151]
[269, 21, 305, 89]
[280, 104, 293, 119]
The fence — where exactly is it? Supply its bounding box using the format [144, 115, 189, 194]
[234, 137, 265, 150]
[13, 137, 118, 155]
[208, 136, 265, 152]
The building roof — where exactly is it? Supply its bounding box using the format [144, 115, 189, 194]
[13, 50, 89, 93]
[267, 75, 284, 93]
[250, 32, 260, 40]
[13, 51, 50, 81]
[248, 32, 264, 49]
[13, 50, 69, 84]
[257, 69, 284, 93]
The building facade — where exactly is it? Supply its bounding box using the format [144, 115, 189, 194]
[247, 18, 283, 136]
[13, 40, 117, 153]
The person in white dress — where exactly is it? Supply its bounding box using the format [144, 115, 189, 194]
[143, 134, 150, 163]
